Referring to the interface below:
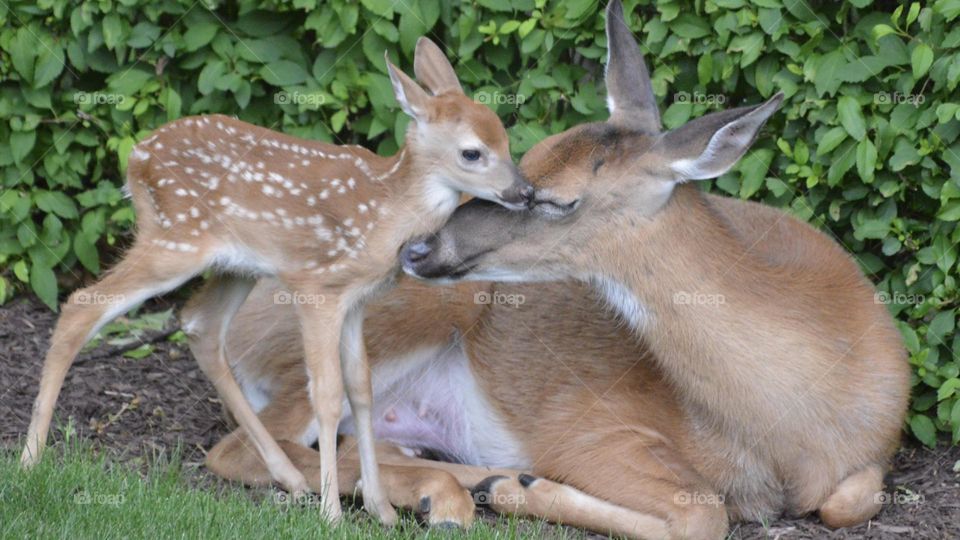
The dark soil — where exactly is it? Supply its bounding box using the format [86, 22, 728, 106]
[2, 297, 958, 539]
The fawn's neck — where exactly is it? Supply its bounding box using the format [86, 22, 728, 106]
[377, 131, 461, 240]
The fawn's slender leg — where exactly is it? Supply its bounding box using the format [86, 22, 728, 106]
[182, 275, 308, 494]
[293, 288, 346, 523]
[340, 304, 397, 524]
[21, 244, 201, 467]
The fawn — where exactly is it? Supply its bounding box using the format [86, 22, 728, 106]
[20, 37, 532, 525]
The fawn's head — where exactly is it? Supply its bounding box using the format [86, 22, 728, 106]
[385, 38, 532, 210]
[400, 1, 782, 283]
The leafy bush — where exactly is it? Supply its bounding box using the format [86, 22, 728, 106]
[1, 0, 957, 445]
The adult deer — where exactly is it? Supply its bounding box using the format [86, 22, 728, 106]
[398, 1, 909, 534]
[20, 38, 532, 525]
[189, 2, 906, 537]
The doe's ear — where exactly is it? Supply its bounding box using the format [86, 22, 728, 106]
[662, 92, 783, 182]
[605, 0, 660, 132]
[385, 51, 431, 121]
[413, 38, 463, 96]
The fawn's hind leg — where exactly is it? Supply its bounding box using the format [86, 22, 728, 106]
[21, 243, 202, 467]
[183, 275, 308, 495]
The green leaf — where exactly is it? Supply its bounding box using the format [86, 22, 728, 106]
[123, 344, 155, 359]
[10, 28, 36, 83]
[939, 378, 960, 401]
[872, 24, 897, 40]
[260, 61, 308, 86]
[927, 310, 955, 346]
[837, 96, 866, 141]
[34, 45, 65, 88]
[10, 131, 36, 164]
[361, 0, 394, 17]
[909, 415, 937, 447]
[73, 232, 100, 274]
[13, 260, 29, 283]
[910, 414, 937, 448]
[739, 149, 774, 199]
[35, 191, 79, 219]
[30, 262, 58, 311]
[817, 127, 847, 155]
[671, 15, 711, 39]
[856, 138, 877, 183]
[476, 0, 513, 12]
[198, 61, 226, 95]
[102, 14, 124, 50]
[814, 51, 846, 97]
[911, 43, 934, 79]
[938, 201, 960, 221]
[183, 22, 219, 52]
[888, 139, 921, 171]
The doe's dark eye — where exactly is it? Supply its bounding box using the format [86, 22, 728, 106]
[461, 149, 482, 162]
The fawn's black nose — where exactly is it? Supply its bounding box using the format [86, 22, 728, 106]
[519, 185, 535, 207]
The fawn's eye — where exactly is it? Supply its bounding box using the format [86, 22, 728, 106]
[461, 149, 482, 162]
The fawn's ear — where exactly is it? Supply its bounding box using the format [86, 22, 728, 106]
[661, 93, 783, 181]
[386, 52, 431, 121]
[413, 37, 463, 96]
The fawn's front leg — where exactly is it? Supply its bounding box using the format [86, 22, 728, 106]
[340, 304, 397, 525]
[294, 291, 346, 523]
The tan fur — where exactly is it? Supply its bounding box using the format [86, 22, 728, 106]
[20, 38, 529, 527]
[193, 4, 910, 538]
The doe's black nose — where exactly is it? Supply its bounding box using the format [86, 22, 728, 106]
[401, 240, 432, 266]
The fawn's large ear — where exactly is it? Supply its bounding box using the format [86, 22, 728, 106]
[661, 93, 783, 181]
[605, 0, 660, 133]
[413, 38, 463, 96]
[386, 52, 431, 121]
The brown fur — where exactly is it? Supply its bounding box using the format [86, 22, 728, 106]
[196, 3, 909, 537]
[191, 3, 907, 538]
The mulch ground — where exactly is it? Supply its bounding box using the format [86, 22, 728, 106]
[2, 296, 958, 539]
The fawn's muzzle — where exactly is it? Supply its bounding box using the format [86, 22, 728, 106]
[497, 170, 535, 210]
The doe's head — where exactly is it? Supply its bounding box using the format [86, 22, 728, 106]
[399, 1, 782, 283]
[385, 38, 532, 210]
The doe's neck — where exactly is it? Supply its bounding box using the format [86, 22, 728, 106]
[594, 184, 770, 339]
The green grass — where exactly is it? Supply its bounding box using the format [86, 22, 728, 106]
[0, 440, 563, 539]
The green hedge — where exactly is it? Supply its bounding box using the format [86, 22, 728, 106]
[1, 0, 958, 445]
